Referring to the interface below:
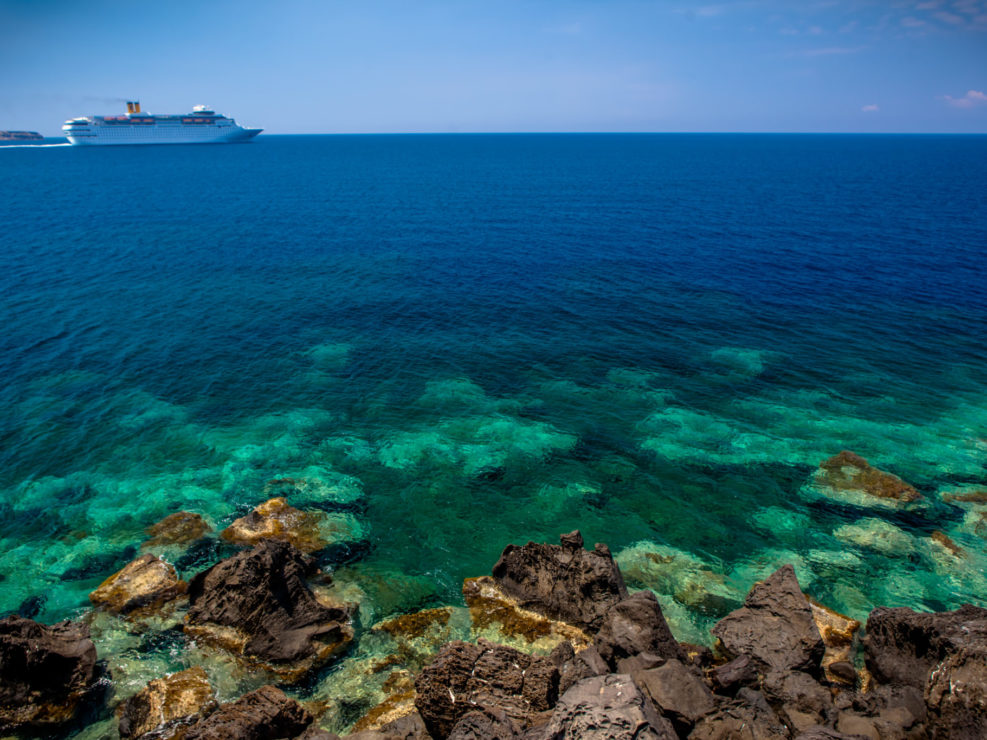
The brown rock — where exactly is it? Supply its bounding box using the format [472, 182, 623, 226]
[0, 616, 99, 733]
[689, 688, 789, 739]
[144, 511, 211, 547]
[634, 659, 716, 734]
[413, 640, 558, 739]
[221, 497, 328, 553]
[89, 554, 187, 616]
[117, 666, 217, 739]
[182, 685, 312, 740]
[816, 451, 922, 504]
[490, 531, 628, 633]
[542, 674, 677, 739]
[184, 540, 352, 682]
[712, 565, 825, 675]
[864, 603, 987, 689]
[594, 590, 682, 670]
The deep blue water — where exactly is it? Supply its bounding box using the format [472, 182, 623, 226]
[2, 134, 986, 657]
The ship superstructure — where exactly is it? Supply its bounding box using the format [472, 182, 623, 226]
[63, 101, 262, 145]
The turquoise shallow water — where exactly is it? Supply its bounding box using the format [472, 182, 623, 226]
[1, 134, 986, 728]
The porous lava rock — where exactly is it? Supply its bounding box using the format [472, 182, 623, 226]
[688, 687, 789, 739]
[181, 685, 312, 740]
[144, 511, 211, 547]
[89, 554, 187, 615]
[117, 666, 217, 739]
[865, 604, 987, 739]
[864, 603, 987, 687]
[541, 673, 677, 739]
[712, 565, 824, 675]
[594, 589, 683, 669]
[490, 530, 628, 633]
[347, 712, 429, 740]
[815, 451, 922, 506]
[184, 539, 352, 681]
[221, 497, 328, 553]
[413, 639, 558, 739]
[0, 616, 99, 733]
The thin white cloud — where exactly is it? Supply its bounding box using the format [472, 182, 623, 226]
[797, 46, 864, 56]
[935, 10, 966, 22]
[943, 89, 987, 107]
[901, 16, 927, 26]
[861, 104, 879, 112]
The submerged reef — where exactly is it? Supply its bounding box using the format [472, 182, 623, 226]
[2, 523, 986, 739]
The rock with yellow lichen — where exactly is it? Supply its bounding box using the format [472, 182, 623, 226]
[117, 666, 217, 740]
[807, 451, 924, 510]
[89, 554, 187, 616]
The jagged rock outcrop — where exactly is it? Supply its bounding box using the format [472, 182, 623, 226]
[184, 540, 352, 681]
[181, 685, 312, 740]
[689, 687, 789, 739]
[712, 565, 824, 676]
[595, 589, 683, 669]
[865, 604, 987, 739]
[117, 666, 217, 739]
[413, 639, 558, 738]
[633, 659, 715, 735]
[89, 554, 187, 616]
[541, 673, 677, 739]
[0, 616, 99, 733]
[491, 530, 628, 633]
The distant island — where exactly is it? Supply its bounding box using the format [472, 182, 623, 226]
[0, 130, 44, 142]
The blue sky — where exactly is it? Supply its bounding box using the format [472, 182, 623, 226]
[2, 0, 985, 134]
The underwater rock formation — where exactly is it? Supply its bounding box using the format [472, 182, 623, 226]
[144, 511, 212, 548]
[462, 576, 591, 653]
[0, 616, 99, 733]
[117, 666, 217, 739]
[490, 530, 628, 633]
[89, 554, 187, 616]
[221, 497, 331, 553]
[184, 539, 352, 682]
[810, 451, 923, 508]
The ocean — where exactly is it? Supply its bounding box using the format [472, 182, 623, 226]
[2, 133, 986, 731]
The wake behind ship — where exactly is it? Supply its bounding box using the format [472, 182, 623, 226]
[63, 101, 261, 145]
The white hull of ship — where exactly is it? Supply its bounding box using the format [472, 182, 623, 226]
[65, 124, 261, 146]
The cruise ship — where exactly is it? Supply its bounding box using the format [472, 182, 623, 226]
[63, 101, 261, 145]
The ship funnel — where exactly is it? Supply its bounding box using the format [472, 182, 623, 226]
[126, 101, 134, 114]
[135, 101, 141, 113]
[126, 101, 141, 114]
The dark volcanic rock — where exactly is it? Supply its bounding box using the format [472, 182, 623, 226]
[864, 603, 987, 688]
[689, 687, 789, 739]
[447, 709, 523, 739]
[634, 659, 716, 734]
[0, 616, 99, 733]
[708, 654, 758, 695]
[711, 565, 824, 675]
[117, 666, 217, 740]
[542, 673, 677, 739]
[595, 589, 683, 669]
[924, 646, 987, 739]
[762, 670, 834, 734]
[549, 641, 608, 695]
[414, 639, 559, 739]
[182, 685, 312, 740]
[184, 540, 352, 681]
[491, 530, 628, 633]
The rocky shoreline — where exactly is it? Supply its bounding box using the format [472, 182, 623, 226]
[2, 500, 986, 740]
